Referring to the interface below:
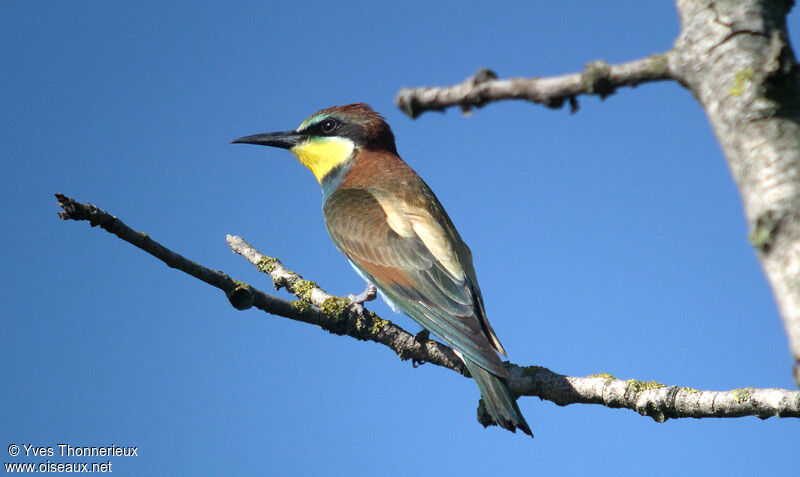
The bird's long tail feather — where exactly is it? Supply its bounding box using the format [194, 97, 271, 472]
[463, 359, 532, 437]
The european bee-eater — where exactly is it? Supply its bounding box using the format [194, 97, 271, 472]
[232, 103, 531, 436]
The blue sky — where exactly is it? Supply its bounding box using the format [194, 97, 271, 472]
[2, 1, 798, 475]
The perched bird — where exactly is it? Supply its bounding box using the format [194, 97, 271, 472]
[232, 103, 531, 436]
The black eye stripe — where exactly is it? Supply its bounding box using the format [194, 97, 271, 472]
[299, 118, 369, 144]
[303, 117, 341, 135]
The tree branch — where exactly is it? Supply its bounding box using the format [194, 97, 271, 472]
[395, 0, 800, 386]
[394, 54, 677, 118]
[671, 0, 800, 386]
[54, 193, 462, 373]
[56, 194, 800, 423]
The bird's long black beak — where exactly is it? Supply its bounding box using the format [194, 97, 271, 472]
[230, 130, 305, 149]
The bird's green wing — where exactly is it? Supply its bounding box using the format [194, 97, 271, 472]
[324, 187, 507, 377]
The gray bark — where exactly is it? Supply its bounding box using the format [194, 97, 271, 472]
[55, 0, 800, 433]
[671, 0, 800, 384]
[55, 194, 800, 421]
[396, 0, 800, 385]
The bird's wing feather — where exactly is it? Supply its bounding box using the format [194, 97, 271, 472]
[324, 187, 506, 377]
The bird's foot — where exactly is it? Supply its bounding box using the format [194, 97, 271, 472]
[348, 284, 377, 314]
[412, 329, 431, 367]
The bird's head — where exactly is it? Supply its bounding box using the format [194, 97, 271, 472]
[232, 103, 397, 183]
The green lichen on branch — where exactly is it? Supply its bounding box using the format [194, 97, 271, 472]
[749, 210, 781, 251]
[730, 68, 755, 97]
[582, 60, 613, 97]
[318, 296, 387, 334]
[320, 296, 351, 317]
[257, 255, 278, 274]
[321, 307, 388, 340]
[368, 315, 389, 335]
[587, 373, 617, 380]
[679, 387, 700, 394]
[232, 279, 252, 293]
[290, 279, 319, 302]
[290, 300, 311, 313]
[627, 379, 665, 394]
[732, 388, 751, 403]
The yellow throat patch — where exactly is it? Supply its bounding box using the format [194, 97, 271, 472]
[290, 137, 355, 183]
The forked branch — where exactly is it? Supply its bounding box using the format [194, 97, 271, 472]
[56, 194, 800, 424]
[394, 0, 800, 386]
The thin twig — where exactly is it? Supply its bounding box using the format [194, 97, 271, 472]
[54, 193, 463, 372]
[395, 53, 677, 118]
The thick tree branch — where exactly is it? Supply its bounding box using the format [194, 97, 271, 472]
[56, 194, 800, 423]
[672, 0, 800, 386]
[395, 54, 677, 118]
[395, 0, 800, 386]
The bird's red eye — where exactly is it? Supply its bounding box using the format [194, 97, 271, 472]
[321, 119, 337, 133]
